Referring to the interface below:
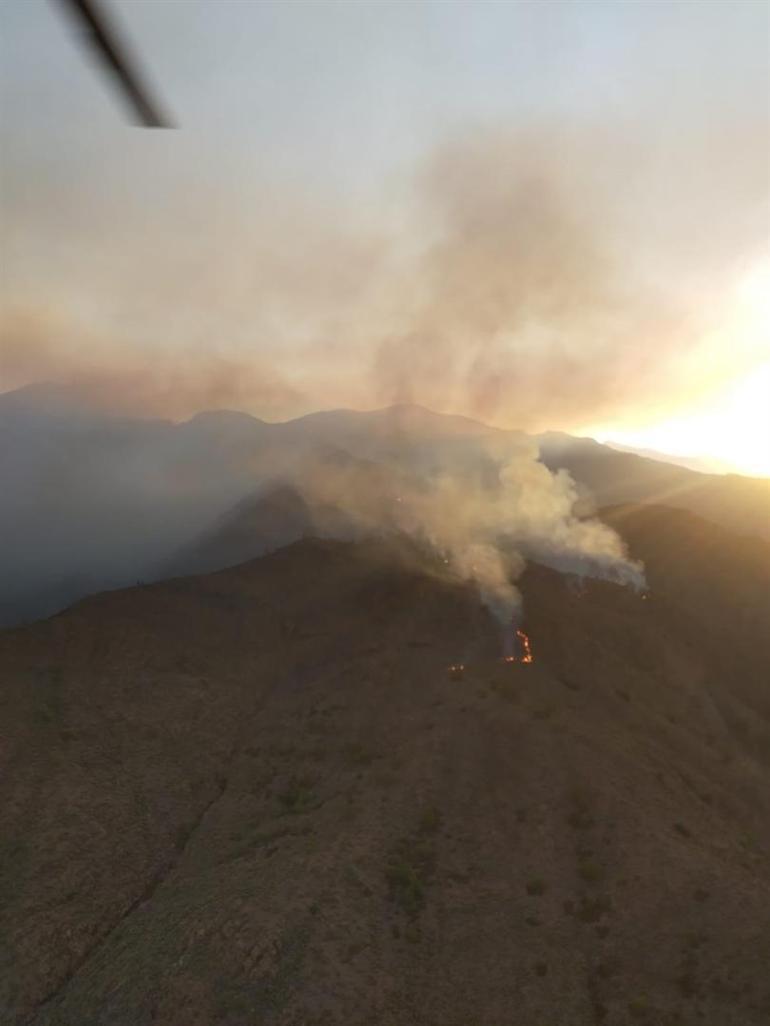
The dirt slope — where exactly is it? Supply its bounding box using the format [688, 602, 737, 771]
[1, 513, 769, 1026]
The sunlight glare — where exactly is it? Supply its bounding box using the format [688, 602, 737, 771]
[602, 362, 770, 477]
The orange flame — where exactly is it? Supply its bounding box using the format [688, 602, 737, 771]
[503, 628, 534, 664]
[516, 628, 533, 664]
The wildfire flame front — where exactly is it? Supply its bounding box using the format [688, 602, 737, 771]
[516, 628, 533, 663]
[503, 624, 534, 664]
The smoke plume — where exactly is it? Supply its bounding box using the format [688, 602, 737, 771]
[3, 119, 766, 430]
[0, 390, 644, 629]
[1, 114, 762, 626]
[287, 425, 645, 626]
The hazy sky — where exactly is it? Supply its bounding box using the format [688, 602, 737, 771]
[1, 1, 769, 471]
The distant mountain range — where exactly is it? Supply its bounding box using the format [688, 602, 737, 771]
[536, 430, 770, 541]
[600, 440, 734, 475]
[1, 383, 769, 627]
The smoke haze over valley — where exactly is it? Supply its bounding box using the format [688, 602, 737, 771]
[4, 382, 768, 634]
[1, 385, 652, 628]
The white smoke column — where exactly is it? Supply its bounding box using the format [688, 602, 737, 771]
[288, 424, 645, 633]
[451, 541, 524, 625]
[378, 433, 645, 626]
[496, 449, 646, 590]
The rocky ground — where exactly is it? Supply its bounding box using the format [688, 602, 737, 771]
[1, 506, 769, 1025]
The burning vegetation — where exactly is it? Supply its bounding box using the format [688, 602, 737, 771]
[514, 628, 534, 664]
[448, 624, 533, 678]
[502, 620, 534, 665]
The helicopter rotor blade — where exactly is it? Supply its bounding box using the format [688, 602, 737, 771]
[57, 0, 174, 128]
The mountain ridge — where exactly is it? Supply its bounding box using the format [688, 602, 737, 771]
[2, 384, 769, 629]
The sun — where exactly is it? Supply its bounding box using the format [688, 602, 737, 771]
[650, 363, 770, 477]
[589, 262, 770, 478]
[706, 363, 770, 476]
[595, 362, 770, 478]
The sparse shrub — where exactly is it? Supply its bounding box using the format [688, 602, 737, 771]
[579, 860, 605, 884]
[569, 785, 591, 807]
[388, 857, 425, 915]
[533, 961, 548, 977]
[386, 829, 436, 919]
[577, 896, 612, 923]
[693, 887, 710, 902]
[34, 705, 56, 726]
[710, 976, 740, 1001]
[677, 972, 698, 997]
[419, 807, 442, 835]
[386, 859, 425, 917]
[568, 809, 595, 830]
[341, 743, 373, 768]
[491, 680, 518, 703]
[567, 789, 595, 831]
[628, 996, 650, 1018]
[278, 775, 317, 814]
[674, 822, 692, 838]
[740, 833, 759, 853]
[526, 878, 546, 896]
[594, 959, 619, 980]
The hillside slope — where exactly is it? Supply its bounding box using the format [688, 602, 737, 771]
[2, 509, 769, 1026]
[539, 432, 770, 543]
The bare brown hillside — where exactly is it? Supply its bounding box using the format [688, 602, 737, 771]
[1, 510, 769, 1026]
